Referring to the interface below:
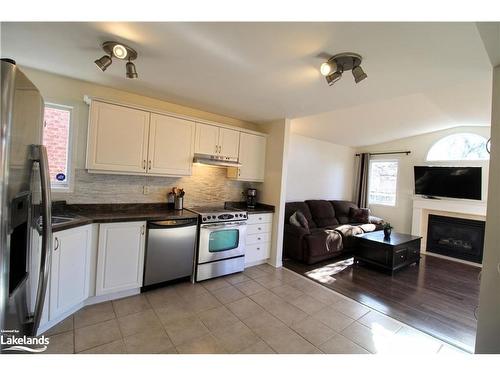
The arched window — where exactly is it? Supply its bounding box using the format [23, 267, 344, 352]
[426, 133, 490, 161]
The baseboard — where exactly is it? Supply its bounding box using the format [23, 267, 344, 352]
[245, 258, 270, 267]
[85, 288, 140, 306]
[422, 251, 482, 268]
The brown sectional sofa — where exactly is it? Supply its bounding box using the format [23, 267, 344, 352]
[284, 200, 384, 264]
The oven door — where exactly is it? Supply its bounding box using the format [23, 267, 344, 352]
[198, 222, 247, 264]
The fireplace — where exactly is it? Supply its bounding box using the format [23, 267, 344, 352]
[426, 214, 485, 263]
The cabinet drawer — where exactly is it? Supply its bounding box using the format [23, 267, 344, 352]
[247, 213, 273, 225]
[247, 222, 272, 235]
[246, 232, 271, 245]
[408, 247, 419, 260]
[393, 248, 408, 267]
[245, 242, 271, 263]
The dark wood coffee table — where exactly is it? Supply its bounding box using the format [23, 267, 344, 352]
[354, 231, 422, 274]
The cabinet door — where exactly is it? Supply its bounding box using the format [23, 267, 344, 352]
[148, 114, 195, 176]
[96, 222, 146, 296]
[238, 133, 266, 181]
[195, 123, 219, 155]
[87, 101, 150, 173]
[50, 225, 92, 318]
[219, 128, 240, 158]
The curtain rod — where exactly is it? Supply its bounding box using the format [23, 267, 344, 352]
[355, 151, 411, 156]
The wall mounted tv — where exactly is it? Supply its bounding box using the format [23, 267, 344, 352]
[414, 166, 482, 200]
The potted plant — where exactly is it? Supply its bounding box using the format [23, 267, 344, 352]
[383, 222, 393, 238]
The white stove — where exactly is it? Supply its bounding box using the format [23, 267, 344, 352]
[189, 206, 248, 282]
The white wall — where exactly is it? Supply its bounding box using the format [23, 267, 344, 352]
[476, 65, 500, 353]
[357, 126, 491, 232]
[286, 134, 355, 202]
[257, 119, 291, 268]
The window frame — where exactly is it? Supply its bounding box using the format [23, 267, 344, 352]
[367, 158, 399, 208]
[43, 102, 75, 192]
[426, 133, 490, 162]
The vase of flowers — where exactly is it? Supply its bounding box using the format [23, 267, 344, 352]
[383, 223, 393, 239]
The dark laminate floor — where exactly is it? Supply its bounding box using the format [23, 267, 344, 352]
[284, 253, 480, 353]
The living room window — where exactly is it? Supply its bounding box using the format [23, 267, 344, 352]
[426, 133, 489, 161]
[368, 159, 399, 206]
[42, 103, 73, 190]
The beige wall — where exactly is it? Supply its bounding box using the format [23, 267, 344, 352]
[22, 67, 260, 204]
[257, 119, 291, 268]
[476, 65, 500, 353]
[286, 133, 355, 202]
[356, 126, 491, 233]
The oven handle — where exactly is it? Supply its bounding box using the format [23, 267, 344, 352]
[201, 222, 247, 230]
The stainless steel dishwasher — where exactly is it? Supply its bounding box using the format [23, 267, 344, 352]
[143, 218, 198, 288]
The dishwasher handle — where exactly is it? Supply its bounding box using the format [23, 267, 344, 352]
[148, 218, 198, 229]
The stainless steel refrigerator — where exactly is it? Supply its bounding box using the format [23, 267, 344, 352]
[0, 59, 52, 346]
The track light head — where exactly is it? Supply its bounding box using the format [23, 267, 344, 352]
[320, 61, 337, 76]
[126, 61, 138, 79]
[352, 65, 367, 83]
[325, 70, 343, 86]
[94, 55, 112, 71]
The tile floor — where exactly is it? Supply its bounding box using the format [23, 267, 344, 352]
[41, 264, 467, 354]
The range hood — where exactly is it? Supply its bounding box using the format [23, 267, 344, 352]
[193, 153, 242, 168]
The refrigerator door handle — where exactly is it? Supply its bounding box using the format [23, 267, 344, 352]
[30, 144, 52, 335]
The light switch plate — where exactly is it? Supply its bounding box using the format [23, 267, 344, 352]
[143, 185, 150, 195]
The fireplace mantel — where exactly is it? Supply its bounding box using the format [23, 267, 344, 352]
[411, 196, 486, 265]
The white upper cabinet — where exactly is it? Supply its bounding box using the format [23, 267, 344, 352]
[50, 225, 92, 319]
[95, 221, 146, 296]
[228, 133, 266, 182]
[219, 128, 240, 159]
[195, 123, 220, 155]
[87, 101, 150, 173]
[195, 123, 240, 158]
[148, 114, 195, 176]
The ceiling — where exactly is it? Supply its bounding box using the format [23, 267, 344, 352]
[1, 22, 494, 146]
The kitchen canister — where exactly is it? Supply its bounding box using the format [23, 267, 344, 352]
[174, 196, 184, 210]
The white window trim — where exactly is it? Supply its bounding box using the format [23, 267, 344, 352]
[367, 158, 399, 208]
[43, 102, 75, 193]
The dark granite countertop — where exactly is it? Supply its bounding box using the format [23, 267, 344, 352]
[224, 201, 275, 214]
[51, 203, 198, 232]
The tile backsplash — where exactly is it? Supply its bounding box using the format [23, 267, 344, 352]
[54, 165, 260, 206]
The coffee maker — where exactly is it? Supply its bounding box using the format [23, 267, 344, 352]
[246, 188, 257, 208]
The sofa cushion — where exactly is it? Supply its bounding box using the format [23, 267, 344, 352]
[289, 211, 310, 231]
[304, 228, 342, 257]
[305, 200, 339, 227]
[331, 200, 359, 224]
[285, 202, 316, 229]
[349, 207, 370, 224]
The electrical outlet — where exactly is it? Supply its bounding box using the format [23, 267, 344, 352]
[143, 185, 150, 195]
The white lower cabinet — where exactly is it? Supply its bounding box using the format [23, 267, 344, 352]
[95, 221, 146, 296]
[245, 213, 273, 266]
[50, 225, 93, 319]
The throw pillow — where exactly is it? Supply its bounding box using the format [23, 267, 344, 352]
[349, 207, 370, 224]
[289, 211, 310, 231]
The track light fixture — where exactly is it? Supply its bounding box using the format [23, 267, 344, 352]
[320, 52, 367, 86]
[94, 41, 139, 79]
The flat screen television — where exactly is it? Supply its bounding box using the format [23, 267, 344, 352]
[414, 166, 482, 200]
